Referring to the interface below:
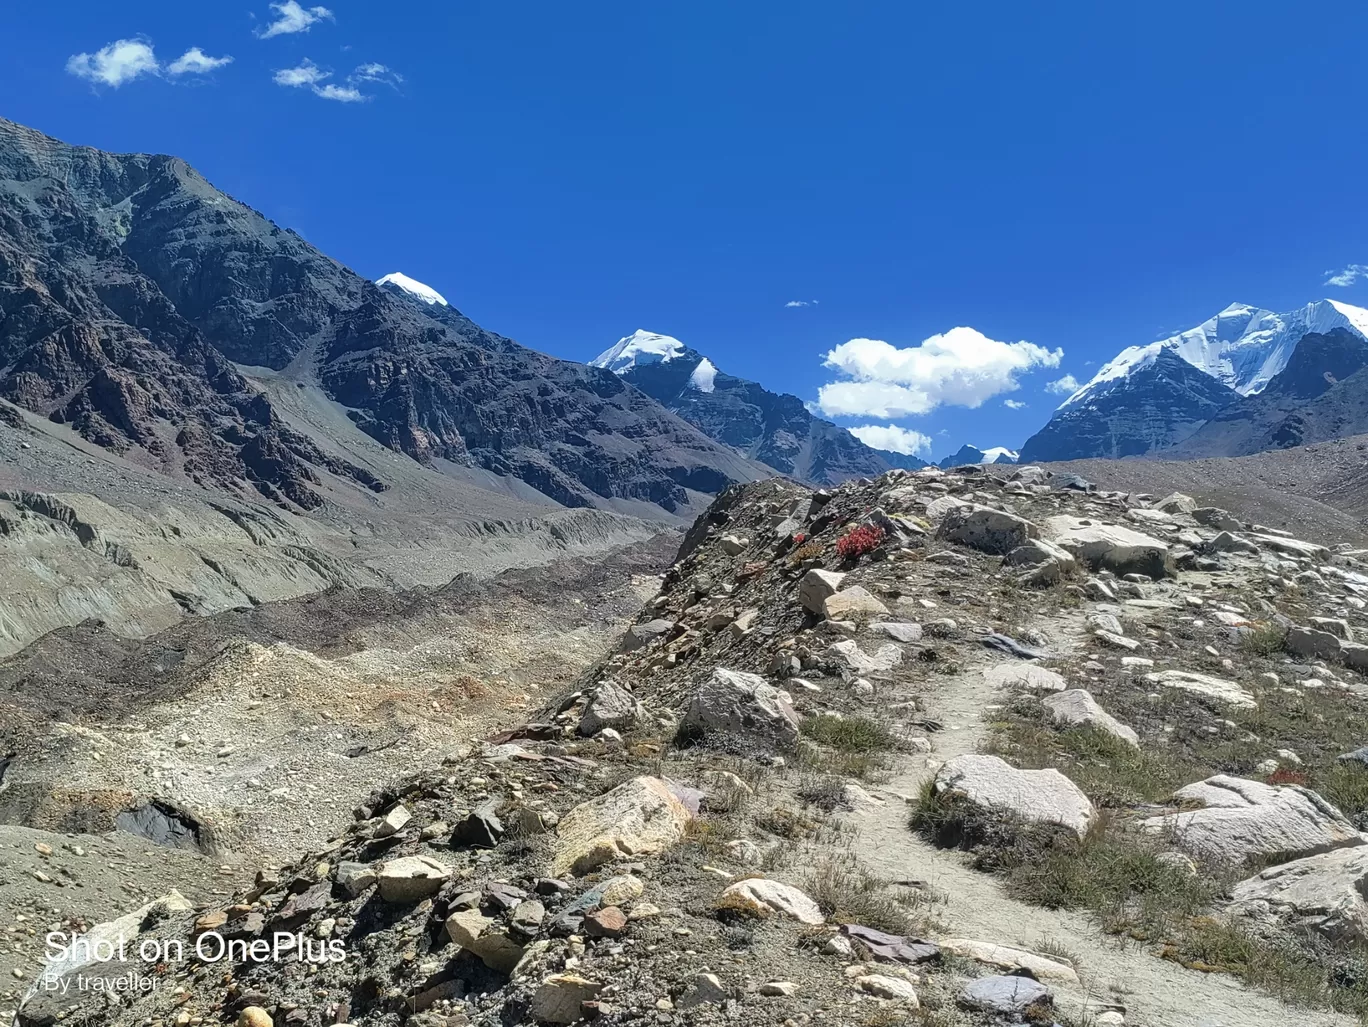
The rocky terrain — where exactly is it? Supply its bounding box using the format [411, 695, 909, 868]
[12, 459, 1368, 1027]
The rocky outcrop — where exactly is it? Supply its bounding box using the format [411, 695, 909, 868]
[933, 754, 1097, 840]
[680, 668, 801, 745]
[552, 776, 693, 876]
[1141, 776, 1364, 866]
[1042, 689, 1139, 746]
[1230, 845, 1368, 943]
[1042, 516, 1173, 579]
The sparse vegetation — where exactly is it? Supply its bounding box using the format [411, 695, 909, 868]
[805, 859, 926, 935]
[837, 524, 886, 560]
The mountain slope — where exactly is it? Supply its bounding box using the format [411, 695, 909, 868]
[0, 118, 772, 515]
[589, 330, 919, 484]
[1169, 328, 1368, 457]
[1019, 348, 1240, 462]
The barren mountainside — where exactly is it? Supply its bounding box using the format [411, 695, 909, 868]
[0, 117, 773, 515]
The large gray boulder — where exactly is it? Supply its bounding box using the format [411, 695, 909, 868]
[1287, 626, 1343, 661]
[937, 503, 1039, 556]
[619, 618, 676, 653]
[1140, 775, 1364, 866]
[1042, 689, 1138, 746]
[933, 754, 1096, 840]
[681, 668, 800, 745]
[799, 568, 846, 614]
[1042, 515, 1173, 579]
[1230, 845, 1368, 942]
[579, 681, 642, 736]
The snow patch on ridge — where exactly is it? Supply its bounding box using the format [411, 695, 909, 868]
[590, 330, 687, 374]
[376, 272, 447, 306]
[688, 357, 718, 393]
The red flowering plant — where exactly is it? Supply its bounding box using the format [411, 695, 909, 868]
[836, 524, 885, 560]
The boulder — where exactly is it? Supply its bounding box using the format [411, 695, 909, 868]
[717, 879, 824, 925]
[1002, 538, 1077, 575]
[960, 975, 1052, 1015]
[444, 909, 526, 973]
[579, 681, 641, 736]
[1193, 507, 1242, 532]
[1250, 534, 1330, 562]
[799, 569, 846, 614]
[1230, 845, 1368, 942]
[933, 754, 1096, 840]
[619, 619, 676, 653]
[680, 667, 801, 745]
[1142, 669, 1256, 709]
[530, 974, 604, 1024]
[1206, 531, 1260, 555]
[1311, 617, 1353, 641]
[1287, 626, 1343, 661]
[937, 938, 1078, 983]
[1042, 516, 1173, 579]
[854, 975, 919, 1003]
[1042, 689, 1139, 746]
[821, 586, 889, 621]
[925, 495, 973, 521]
[1154, 492, 1197, 514]
[937, 504, 1040, 556]
[678, 973, 728, 1009]
[872, 621, 923, 643]
[1140, 775, 1364, 866]
[376, 855, 454, 902]
[825, 639, 903, 677]
[553, 776, 693, 876]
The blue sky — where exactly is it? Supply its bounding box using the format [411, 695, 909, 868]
[6, 1, 1368, 460]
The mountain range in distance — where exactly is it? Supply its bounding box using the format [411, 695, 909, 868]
[1019, 299, 1368, 463]
[7, 109, 1366, 529]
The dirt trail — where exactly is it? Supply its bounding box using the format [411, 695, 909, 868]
[850, 615, 1357, 1027]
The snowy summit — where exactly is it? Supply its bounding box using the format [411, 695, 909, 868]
[376, 272, 448, 306]
[1060, 299, 1368, 410]
[589, 330, 688, 374]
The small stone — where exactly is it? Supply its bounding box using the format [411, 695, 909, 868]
[373, 805, 411, 838]
[678, 973, 728, 1009]
[237, 1009, 273, 1027]
[583, 906, 628, 938]
[854, 974, 919, 1004]
[760, 981, 798, 997]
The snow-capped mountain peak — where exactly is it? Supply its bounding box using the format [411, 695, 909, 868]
[376, 272, 448, 306]
[1059, 298, 1368, 410]
[589, 330, 687, 374]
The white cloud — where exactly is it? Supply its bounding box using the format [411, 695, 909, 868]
[1003, 399, 1026, 410]
[275, 59, 380, 102]
[314, 83, 366, 102]
[273, 59, 329, 87]
[1045, 374, 1080, 395]
[847, 424, 932, 457]
[257, 1, 334, 38]
[349, 62, 402, 88]
[66, 38, 160, 87]
[1326, 264, 1368, 288]
[815, 326, 1062, 418]
[167, 48, 233, 75]
[785, 299, 818, 308]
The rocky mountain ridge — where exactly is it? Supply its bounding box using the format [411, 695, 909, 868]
[0, 117, 774, 517]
